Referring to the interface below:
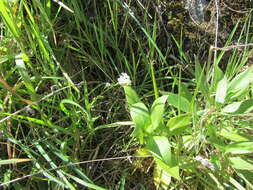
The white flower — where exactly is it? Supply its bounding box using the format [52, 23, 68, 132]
[117, 73, 131, 86]
[15, 56, 24, 66]
[195, 156, 215, 171]
[105, 82, 111, 87]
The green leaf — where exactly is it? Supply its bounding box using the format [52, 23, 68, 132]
[123, 86, 140, 106]
[229, 157, 253, 170]
[167, 93, 191, 113]
[213, 65, 224, 90]
[226, 66, 253, 100]
[0, 0, 20, 38]
[179, 82, 192, 101]
[130, 102, 151, 144]
[35, 143, 75, 190]
[229, 176, 246, 190]
[215, 76, 228, 104]
[222, 101, 242, 113]
[10, 114, 71, 134]
[195, 57, 210, 102]
[224, 142, 253, 154]
[146, 136, 180, 179]
[167, 114, 191, 135]
[236, 170, 253, 189]
[222, 99, 253, 114]
[15, 54, 35, 94]
[147, 95, 168, 133]
[60, 99, 88, 117]
[153, 163, 171, 189]
[155, 158, 180, 180]
[218, 128, 252, 142]
[146, 136, 173, 166]
[182, 135, 193, 150]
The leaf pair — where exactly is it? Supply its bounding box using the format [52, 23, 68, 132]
[123, 86, 181, 182]
[146, 136, 180, 180]
[215, 66, 253, 114]
[124, 86, 168, 142]
[216, 66, 253, 104]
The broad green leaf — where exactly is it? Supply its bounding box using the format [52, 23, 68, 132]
[0, 158, 31, 165]
[179, 82, 192, 101]
[130, 102, 151, 144]
[215, 76, 228, 104]
[146, 136, 173, 166]
[222, 99, 253, 114]
[222, 101, 242, 113]
[167, 93, 191, 113]
[123, 86, 140, 106]
[130, 102, 150, 129]
[153, 163, 171, 189]
[167, 114, 191, 134]
[147, 95, 168, 133]
[182, 135, 193, 150]
[155, 158, 180, 180]
[224, 142, 253, 154]
[226, 66, 253, 100]
[218, 128, 252, 142]
[229, 157, 253, 170]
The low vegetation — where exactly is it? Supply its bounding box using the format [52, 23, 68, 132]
[0, 0, 253, 189]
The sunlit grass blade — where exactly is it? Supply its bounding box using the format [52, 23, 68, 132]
[0, 158, 32, 166]
[35, 142, 76, 189]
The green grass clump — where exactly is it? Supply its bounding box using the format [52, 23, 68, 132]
[0, 0, 253, 189]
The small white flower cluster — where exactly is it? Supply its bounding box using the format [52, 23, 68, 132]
[105, 82, 111, 88]
[117, 73, 131, 86]
[15, 56, 24, 66]
[195, 156, 215, 171]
